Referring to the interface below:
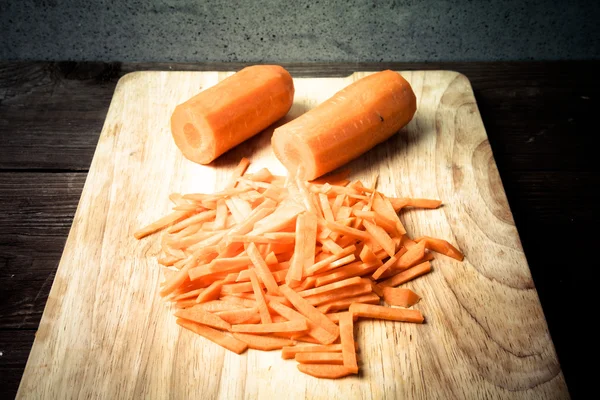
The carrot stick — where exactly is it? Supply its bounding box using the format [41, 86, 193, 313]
[134, 210, 190, 239]
[396, 241, 426, 269]
[176, 318, 247, 354]
[286, 213, 306, 284]
[296, 364, 354, 379]
[306, 281, 373, 307]
[295, 352, 344, 365]
[299, 276, 363, 298]
[339, 312, 359, 373]
[305, 245, 357, 276]
[325, 312, 359, 324]
[168, 209, 217, 234]
[246, 243, 280, 294]
[349, 303, 424, 323]
[390, 197, 442, 210]
[380, 261, 432, 287]
[302, 212, 318, 275]
[247, 269, 272, 324]
[174, 306, 231, 331]
[215, 308, 260, 324]
[320, 238, 344, 255]
[268, 300, 334, 344]
[317, 293, 380, 314]
[416, 236, 464, 261]
[382, 287, 421, 307]
[314, 260, 381, 287]
[195, 280, 224, 303]
[231, 319, 308, 333]
[232, 333, 295, 350]
[362, 220, 396, 257]
[279, 285, 340, 343]
[281, 344, 347, 359]
[323, 220, 371, 241]
[172, 287, 204, 302]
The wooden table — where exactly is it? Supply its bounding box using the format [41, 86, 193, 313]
[0, 61, 597, 399]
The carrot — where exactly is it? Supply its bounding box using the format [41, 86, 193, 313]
[299, 276, 363, 298]
[215, 308, 260, 324]
[307, 280, 373, 307]
[305, 245, 357, 276]
[314, 260, 380, 287]
[390, 197, 442, 210]
[176, 318, 247, 354]
[382, 287, 421, 307]
[362, 220, 395, 257]
[372, 193, 406, 236]
[317, 293, 380, 314]
[325, 312, 359, 324]
[380, 261, 432, 287]
[272, 71, 415, 180]
[174, 306, 231, 331]
[396, 241, 426, 269]
[247, 269, 272, 324]
[295, 352, 344, 365]
[231, 319, 307, 333]
[168, 209, 217, 234]
[134, 210, 190, 239]
[279, 285, 340, 343]
[349, 303, 424, 324]
[339, 312, 359, 373]
[286, 213, 306, 284]
[268, 300, 335, 344]
[297, 364, 354, 379]
[415, 236, 464, 261]
[232, 333, 295, 350]
[281, 344, 346, 359]
[246, 243, 280, 294]
[171, 66, 293, 164]
[195, 280, 224, 303]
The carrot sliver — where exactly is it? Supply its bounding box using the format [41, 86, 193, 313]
[231, 319, 307, 333]
[302, 212, 318, 275]
[339, 312, 359, 373]
[379, 261, 432, 287]
[317, 293, 380, 314]
[349, 303, 424, 323]
[371, 255, 399, 280]
[305, 245, 357, 276]
[297, 364, 354, 379]
[295, 352, 344, 365]
[268, 300, 334, 344]
[396, 241, 426, 269]
[168, 209, 217, 234]
[246, 243, 280, 295]
[134, 210, 190, 239]
[307, 281, 373, 307]
[416, 236, 464, 261]
[176, 318, 247, 354]
[215, 308, 260, 324]
[195, 280, 224, 303]
[226, 157, 251, 189]
[299, 276, 362, 298]
[363, 220, 395, 257]
[321, 238, 344, 255]
[286, 213, 306, 284]
[232, 332, 295, 350]
[319, 193, 335, 222]
[247, 269, 272, 324]
[390, 197, 442, 210]
[382, 287, 421, 307]
[279, 285, 340, 343]
[281, 344, 347, 359]
[174, 306, 231, 331]
[325, 312, 359, 324]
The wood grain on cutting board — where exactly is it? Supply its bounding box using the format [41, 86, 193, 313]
[17, 71, 569, 399]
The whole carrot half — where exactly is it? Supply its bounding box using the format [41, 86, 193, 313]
[271, 70, 416, 180]
[171, 65, 294, 164]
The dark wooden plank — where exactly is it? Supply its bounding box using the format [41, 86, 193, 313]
[0, 330, 35, 399]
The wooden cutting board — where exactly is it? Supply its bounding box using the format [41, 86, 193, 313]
[17, 70, 569, 399]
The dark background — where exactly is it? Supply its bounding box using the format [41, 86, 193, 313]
[2, 1, 599, 399]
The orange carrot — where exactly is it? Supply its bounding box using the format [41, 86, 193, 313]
[349, 303, 424, 323]
[281, 344, 346, 359]
[268, 300, 335, 344]
[295, 352, 344, 365]
[247, 243, 280, 295]
[272, 70, 416, 180]
[134, 210, 190, 239]
[416, 236, 464, 261]
[247, 269, 272, 324]
[286, 213, 306, 284]
[339, 312, 359, 373]
[231, 319, 308, 333]
[305, 245, 357, 276]
[174, 306, 231, 331]
[279, 285, 340, 343]
[215, 308, 260, 325]
[176, 318, 247, 354]
[195, 280, 224, 303]
[382, 287, 421, 307]
[171, 66, 294, 164]
[232, 333, 295, 350]
[299, 276, 363, 298]
[307, 280, 373, 307]
[297, 364, 354, 379]
[380, 261, 432, 287]
[390, 197, 442, 210]
[317, 293, 380, 314]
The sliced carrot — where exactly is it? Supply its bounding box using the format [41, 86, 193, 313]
[296, 364, 354, 379]
[194, 279, 224, 303]
[134, 210, 190, 239]
[268, 300, 335, 345]
[286, 213, 306, 284]
[368, 279, 384, 297]
[302, 212, 318, 275]
[339, 312, 359, 373]
[215, 308, 260, 324]
[174, 306, 231, 331]
[362, 220, 395, 257]
[382, 287, 421, 307]
[325, 312, 359, 324]
[372, 193, 406, 235]
[299, 276, 363, 298]
[176, 318, 247, 354]
[390, 197, 442, 210]
[416, 236, 464, 261]
[246, 243, 280, 295]
[172, 287, 204, 302]
[168, 209, 217, 234]
[247, 269, 272, 324]
[306, 280, 373, 307]
[295, 352, 344, 365]
[349, 303, 424, 323]
[231, 319, 307, 333]
[379, 261, 432, 287]
[396, 241, 426, 269]
[317, 293, 380, 314]
[314, 260, 380, 287]
[281, 344, 347, 359]
[279, 285, 340, 343]
[232, 333, 295, 350]
[320, 238, 344, 255]
[305, 245, 357, 276]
